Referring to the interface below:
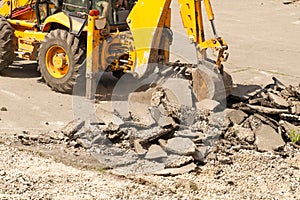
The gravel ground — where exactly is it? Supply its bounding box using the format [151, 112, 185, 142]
[0, 137, 299, 200]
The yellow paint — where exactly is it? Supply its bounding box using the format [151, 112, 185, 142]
[86, 15, 100, 74]
[204, 0, 214, 21]
[14, 30, 46, 42]
[45, 45, 70, 78]
[127, 0, 172, 77]
[127, 0, 228, 76]
[0, 0, 31, 17]
[14, 30, 46, 60]
[8, 19, 36, 29]
[178, 0, 197, 43]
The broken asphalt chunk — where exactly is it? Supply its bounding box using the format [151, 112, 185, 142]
[254, 124, 285, 151]
[145, 144, 168, 160]
[165, 137, 196, 156]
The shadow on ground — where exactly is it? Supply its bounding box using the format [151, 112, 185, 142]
[0, 60, 40, 78]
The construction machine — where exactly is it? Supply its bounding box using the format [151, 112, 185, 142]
[0, 0, 232, 100]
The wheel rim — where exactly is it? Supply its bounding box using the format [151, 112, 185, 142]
[45, 45, 70, 78]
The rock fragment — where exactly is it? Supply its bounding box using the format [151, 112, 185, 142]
[165, 137, 196, 155]
[192, 146, 208, 162]
[162, 78, 193, 107]
[234, 125, 255, 143]
[164, 154, 194, 168]
[268, 92, 289, 108]
[145, 144, 167, 160]
[96, 107, 124, 126]
[174, 129, 199, 139]
[128, 88, 156, 126]
[227, 109, 248, 125]
[254, 125, 285, 151]
[134, 140, 147, 155]
[76, 138, 92, 149]
[246, 104, 289, 115]
[196, 99, 220, 111]
[60, 120, 85, 138]
[291, 102, 300, 115]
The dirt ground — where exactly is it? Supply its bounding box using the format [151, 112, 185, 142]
[0, 0, 300, 199]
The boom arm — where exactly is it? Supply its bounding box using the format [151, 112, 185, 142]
[127, 0, 228, 77]
[178, 0, 228, 70]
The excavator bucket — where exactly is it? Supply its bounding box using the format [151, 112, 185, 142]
[192, 63, 233, 102]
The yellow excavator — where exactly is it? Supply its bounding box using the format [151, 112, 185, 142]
[0, 0, 232, 100]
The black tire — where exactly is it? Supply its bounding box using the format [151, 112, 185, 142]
[0, 16, 16, 72]
[38, 29, 85, 93]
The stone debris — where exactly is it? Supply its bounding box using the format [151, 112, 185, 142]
[17, 78, 300, 175]
[254, 125, 285, 151]
[96, 107, 124, 126]
[79, 80, 300, 174]
[164, 137, 196, 156]
[145, 144, 168, 160]
[228, 124, 255, 143]
[161, 78, 193, 107]
[227, 109, 248, 125]
[133, 139, 147, 155]
[164, 154, 194, 168]
[60, 120, 85, 139]
[268, 92, 289, 108]
[196, 99, 220, 111]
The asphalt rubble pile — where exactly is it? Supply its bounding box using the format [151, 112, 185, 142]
[18, 78, 300, 175]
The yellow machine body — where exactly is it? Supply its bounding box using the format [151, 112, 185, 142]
[123, 0, 228, 77]
[0, 0, 229, 97]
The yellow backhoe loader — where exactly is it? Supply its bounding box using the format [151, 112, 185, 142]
[0, 0, 232, 100]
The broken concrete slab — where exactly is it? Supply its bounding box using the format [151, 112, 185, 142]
[95, 107, 124, 126]
[227, 109, 248, 125]
[90, 145, 137, 168]
[174, 129, 199, 139]
[162, 78, 193, 107]
[129, 102, 155, 127]
[192, 146, 208, 162]
[149, 105, 163, 122]
[139, 127, 176, 146]
[76, 138, 92, 149]
[112, 160, 165, 175]
[279, 120, 300, 137]
[111, 101, 130, 120]
[60, 120, 85, 138]
[268, 92, 289, 108]
[127, 88, 159, 126]
[291, 102, 300, 115]
[165, 137, 196, 155]
[145, 144, 168, 160]
[230, 84, 262, 101]
[196, 99, 220, 111]
[134, 140, 147, 155]
[153, 162, 197, 176]
[254, 124, 285, 151]
[149, 104, 176, 127]
[157, 116, 175, 128]
[164, 154, 194, 168]
[158, 139, 167, 147]
[91, 134, 111, 145]
[253, 113, 279, 130]
[246, 104, 289, 115]
[231, 124, 255, 143]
